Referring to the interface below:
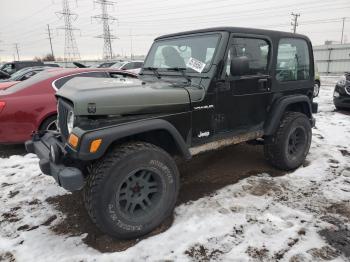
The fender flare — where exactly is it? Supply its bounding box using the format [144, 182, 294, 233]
[264, 95, 312, 136]
[71, 119, 191, 161]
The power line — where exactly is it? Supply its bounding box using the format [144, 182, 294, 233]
[56, 0, 81, 61]
[92, 0, 117, 60]
[291, 12, 301, 33]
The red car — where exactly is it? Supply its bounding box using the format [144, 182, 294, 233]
[0, 81, 20, 90]
[0, 68, 137, 144]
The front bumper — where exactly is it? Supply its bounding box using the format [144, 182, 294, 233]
[333, 92, 350, 108]
[25, 132, 84, 191]
[333, 84, 350, 108]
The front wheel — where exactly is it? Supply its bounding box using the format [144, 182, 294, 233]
[84, 142, 179, 239]
[39, 115, 58, 131]
[264, 112, 312, 170]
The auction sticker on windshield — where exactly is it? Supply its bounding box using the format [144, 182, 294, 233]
[186, 57, 206, 73]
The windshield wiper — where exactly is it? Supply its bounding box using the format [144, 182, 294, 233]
[143, 67, 161, 79]
[166, 67, 191, 83]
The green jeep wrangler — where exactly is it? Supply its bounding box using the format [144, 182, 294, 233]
[26, 27, 318, 239]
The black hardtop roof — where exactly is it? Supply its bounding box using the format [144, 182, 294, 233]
[155, 27, 310, 41]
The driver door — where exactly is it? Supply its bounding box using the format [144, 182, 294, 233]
[215, 35, 273, 134]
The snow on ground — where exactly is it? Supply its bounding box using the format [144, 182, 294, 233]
[1, 82, 350, 262]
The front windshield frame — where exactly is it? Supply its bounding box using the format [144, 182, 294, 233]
[143, 33, 222, 74]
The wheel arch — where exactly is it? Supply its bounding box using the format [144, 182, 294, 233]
[38, 112, 58, 130]
[76, 119, 192, 161]
[264, 95, 313, 136]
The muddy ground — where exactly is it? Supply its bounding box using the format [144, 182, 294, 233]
[2, 142, 284, 253]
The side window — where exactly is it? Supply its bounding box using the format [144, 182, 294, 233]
[134, 62, 143, 68]
[21, 71, 37, 80]
[122, 63, 135, 70]
[80, 72, 107, 78]
[276, 38, 310, 82]
[225, 37, 270, 76]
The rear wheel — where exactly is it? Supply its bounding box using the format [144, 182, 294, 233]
[39, 115, 58, 131]
[264, 112, 312, 170]
[84, 142, 179, 239]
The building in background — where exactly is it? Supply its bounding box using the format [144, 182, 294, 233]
[314, 43, 350, 75]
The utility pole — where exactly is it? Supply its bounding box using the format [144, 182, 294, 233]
[341, 17, 346, 44]
[14, 43, 20, 60]
[0, 39, 3, 62]
[56, 0, 81, 61]
[291, 13, 300, 33]
[47, 24, 55, 59]
[130, 28, 133, 60]
[92, 0, 117, 60]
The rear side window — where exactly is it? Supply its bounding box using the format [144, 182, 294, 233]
[121, 62, 134, 70]
[276, 38, 310, 82]
[54, 71, 107, 89]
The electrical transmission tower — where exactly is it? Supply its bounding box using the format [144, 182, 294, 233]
[291, 13, 300, 33]
[57, 0, 80, 61]
[92, 0, 117, 60]
[14, 43, 20, 60]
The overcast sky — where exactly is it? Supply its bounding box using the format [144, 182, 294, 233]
[0, 0, 349, 61]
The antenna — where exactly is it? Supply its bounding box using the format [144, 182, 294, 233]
[56, 0, 81, 61]
[92, 0, 117, 60]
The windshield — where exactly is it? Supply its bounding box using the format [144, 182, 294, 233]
[8, 68, 31, 80]
[144, 34, 220, 73]
[112, 61, 127, 69]
[3, 70, 50, 93]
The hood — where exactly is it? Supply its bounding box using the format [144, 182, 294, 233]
[57, 77, 195, 116]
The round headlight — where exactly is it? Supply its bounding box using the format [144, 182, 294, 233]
[67, 111, 75, 134]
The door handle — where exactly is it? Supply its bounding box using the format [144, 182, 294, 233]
[258, 78, 270, 91]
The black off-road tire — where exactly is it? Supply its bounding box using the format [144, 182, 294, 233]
[264, 112, 312, 170]
[83, 142, 179, 239]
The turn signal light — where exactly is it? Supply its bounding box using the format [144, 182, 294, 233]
[68, 134, 79, 148]
[90, 139, 102, 153]
[0, 101, 6, 113]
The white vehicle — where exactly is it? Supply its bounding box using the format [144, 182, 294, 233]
[111, 60, 144, 74]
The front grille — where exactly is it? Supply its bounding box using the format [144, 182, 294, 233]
[57, 99, 73, 140]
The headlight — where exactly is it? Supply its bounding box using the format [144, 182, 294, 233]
[333, 91, 340, 98]
[67, 111, 75, 134]
[336, 75, 346, 86]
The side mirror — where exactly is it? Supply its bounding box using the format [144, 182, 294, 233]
[230, 56, 250, 76]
